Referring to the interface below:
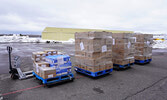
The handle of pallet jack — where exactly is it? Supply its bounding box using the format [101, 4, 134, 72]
[7, 46, 13, 72]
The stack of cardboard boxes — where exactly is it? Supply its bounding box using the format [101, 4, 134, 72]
[75, 31, 113, 72]
[112, 33, 135, 65]
[32, 50, 72, 79]
[134, 33, 153, 60]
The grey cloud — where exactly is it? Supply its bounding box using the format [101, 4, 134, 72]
[0, 0, 167, 34]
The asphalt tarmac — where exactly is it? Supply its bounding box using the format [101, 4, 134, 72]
[0, 43, 167, 100]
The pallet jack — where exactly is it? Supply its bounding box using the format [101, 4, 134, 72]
[7, 46, 33, 80]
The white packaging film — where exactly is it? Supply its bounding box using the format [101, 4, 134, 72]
[35, 63, 39, 73]
[36, 54, 40, 57]
[147, 41, 150, 46]
[134, 37, 136, 42]
[57, 56, 65, 66]
[127, 42, 131, 48]
[113, 39, 115, 45]
[80, 42, 84, 51]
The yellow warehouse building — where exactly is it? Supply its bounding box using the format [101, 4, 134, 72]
[42, 27, 133, 41]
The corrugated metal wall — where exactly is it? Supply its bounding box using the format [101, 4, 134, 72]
[42, 27, 133, 41]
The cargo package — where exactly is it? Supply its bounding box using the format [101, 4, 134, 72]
[32, 50, 72, 79]
[75, 31, 113, 73]
[112, 33, 135, 66]
[134, 33, 153, 61]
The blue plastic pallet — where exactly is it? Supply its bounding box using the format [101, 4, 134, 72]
[74, 67, 113, 77]
[113, 63, 134, 68]
[33, 72, 74, 85]
[135, 59, 152, 64]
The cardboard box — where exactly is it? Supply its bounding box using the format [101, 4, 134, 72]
[75, 51, 86, 57]
[115, 38, 128, 44]
[134, 33, 153, 59]
[36, 61, 50, 67]
[99, 64, 106, 71]
[106, 38, 113, 45]
[45, 55, 70, 64]
[84, 58, 101, 66]
[113, 59, 129, 65]
[44, 50, 58, 55]
[135, 56, 145, 60]
[75, 32, 89, 39]
[39, 67, 56, 79]
[75, 38, 81, 44]
[86, 66, 99, 72]
[105, 61, 113, 69]
[75, 31, 113, 72]
[87, 38, 102, 46]
[112, 33, 132, 39]
[129, 58, 135, 63]
[105, 51, 112, 58]
[88, 45, 102, 52]
[32, 51, 47, 62]
[85, 52, 101, 58]
[80, 65, 87, 70]
[88, 32, 104, 38]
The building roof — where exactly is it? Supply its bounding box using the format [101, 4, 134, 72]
[42, 27, 133, 33]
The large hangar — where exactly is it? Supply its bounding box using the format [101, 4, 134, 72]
[42, 27, 133, 41]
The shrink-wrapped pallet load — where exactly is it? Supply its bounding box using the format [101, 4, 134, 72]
[75, 31, 113, 72]
[134, 33, 153, 61]
[112, 33, 135, 65]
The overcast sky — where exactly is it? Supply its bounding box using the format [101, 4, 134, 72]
[0, 0, 167, 34]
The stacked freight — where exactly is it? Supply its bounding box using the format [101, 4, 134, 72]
[32, 50, 74, 84]
[112, 33, 135, 68]
[134, 33, 153, 63]
[75, 31, 113, 77]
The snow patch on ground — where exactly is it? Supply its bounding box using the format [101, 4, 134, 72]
[153, 40, 167, 49]
[1, 34, 166, 48]
[0, 34, 43, 43]
[0, 34, 75, 43]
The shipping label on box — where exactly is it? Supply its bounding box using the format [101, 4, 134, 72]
[39, 67, 57, 79]
[102, 45, 107, 52]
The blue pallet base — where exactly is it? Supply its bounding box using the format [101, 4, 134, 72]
[135, 59, 152, 64]
[74, 67, 113, 77]
[113, 63, 134, 68]
[33, 72, 74, 85]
